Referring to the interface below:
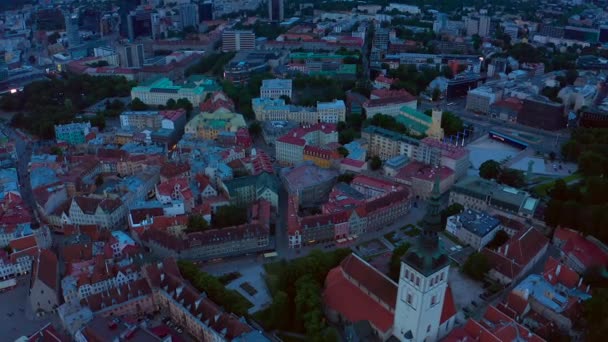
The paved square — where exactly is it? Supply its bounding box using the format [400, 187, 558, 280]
[0, 277, 54, 340]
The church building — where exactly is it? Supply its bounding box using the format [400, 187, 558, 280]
[323, 178, 457, 341]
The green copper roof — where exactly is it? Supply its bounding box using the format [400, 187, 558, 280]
[400, 106, 433, 124]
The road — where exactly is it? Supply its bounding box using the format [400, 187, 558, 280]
[1, 124, 36, 222]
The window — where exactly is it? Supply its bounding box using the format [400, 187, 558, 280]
[416, 277, 420, 286]
[406, 293, 412, 305]
[430, 278, 434, 287]
[404, 269, 409, 279]
[440, 272, 444, 281]
[410, 273, 414, 282]
[427, 325, 431, 333]
[431, 295, 437, 307]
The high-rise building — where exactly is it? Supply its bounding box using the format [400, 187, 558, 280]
[394, 178, 451, 342]
[268, 0, 284, 22]
[199, 1, 213, 21]
[478, 9, 490, 37]
[222, 30, 255, 52]
[119, 44, 145, 68]
[433, 13, 448, 33]
[127, 9, 153, 41]
[179, 3, 199, 29]
[65, 12, 81, 47]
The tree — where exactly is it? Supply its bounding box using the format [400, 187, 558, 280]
[389, 243, 411, 281]
[212, 205, 247, 228]
[130, 98, 149, 111]
[95, 174, 104, 187]
[549, 151, 556, 161]
[462, 252, 490, 281]
[578, 151, 606, 177]
[498, 168, 526, 188]
[337, 146, 349, 157]
[432, 87, 441, 101]
[49, 146, 63, 156]
[248, 121, 262, 137]
[485, 230, 510, 250]
[441, 111, 464, 137]
[337, 173, 354, 184]
[187, 215, 209, 232]
[441, 203, 464, 226]
[549, 179, 569, 201]
[479, 160, 502, 180]
[176, 98, 194, 115]
[268, 291, 290, 330]
[582, 288, 608, 341]
[370, 156, 382, 170]
[166, 98, 177, 109]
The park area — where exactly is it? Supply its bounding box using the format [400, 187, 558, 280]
[384, 224, 421, 246]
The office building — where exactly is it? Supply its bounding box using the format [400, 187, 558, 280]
[65, 12, 80, 47]
[362, 126, 420, 161]
[518, 96, 566, 131]
[222, 30, 255, 52]
[268, 0, 284, 22]
[199, 1, 213, 21]
[118, 43, 144, 68]
[446, 209, 501, 250]
[449, 176, 539, 218]
[260, 79, 292, 99]
[131, 76, 220, 106]
[179, 3, 199, 29]
[433, 13, 448, 33]
[127, 9, 153, 41]
[466, 86, 500, 114]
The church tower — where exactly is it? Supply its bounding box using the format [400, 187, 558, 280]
[393, 177, 450, 341]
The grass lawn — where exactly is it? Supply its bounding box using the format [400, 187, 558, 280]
[240, 282, 258, 296]
[234, 291, 254, 310]
[533, 173, 583, 197]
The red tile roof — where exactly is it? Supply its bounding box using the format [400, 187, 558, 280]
[9, 235, 37, 251]
[0, 192, 32, 226]
[160, 162, 190, 180]
[323, 258, 395, 333]
[27, 322, 66, 342]
[32, 249, 58, 291]
[339, 254, 397, 310]
[440, 286, 457, 324]
[420, 137, 469, 160]
[156, 177, 194, 202]
[340, 158, 366, 167]
[199, 91, 235, 112]
[352, 175, 397, 193]
[73, 196, 123, 215]
[542, 256, 581, 289]
[557, 228, 608, 271]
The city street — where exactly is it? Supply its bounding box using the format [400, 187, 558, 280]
[1, 124, 36, 222]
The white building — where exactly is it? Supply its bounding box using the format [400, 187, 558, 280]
[260, 79, 292, 99]
[317, 99, 346, 123]
[386, 3, 421, 14]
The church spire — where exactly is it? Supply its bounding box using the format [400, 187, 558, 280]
[401, 175, 449, 276]
[419, 176, 442, 249]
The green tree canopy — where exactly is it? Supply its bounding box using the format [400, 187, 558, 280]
[479, 160, 502, 180]
[462, 252, 490, 281]
[370, 156, 382, 170]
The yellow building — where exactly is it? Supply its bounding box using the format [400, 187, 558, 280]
[184, 110, 247, 140]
